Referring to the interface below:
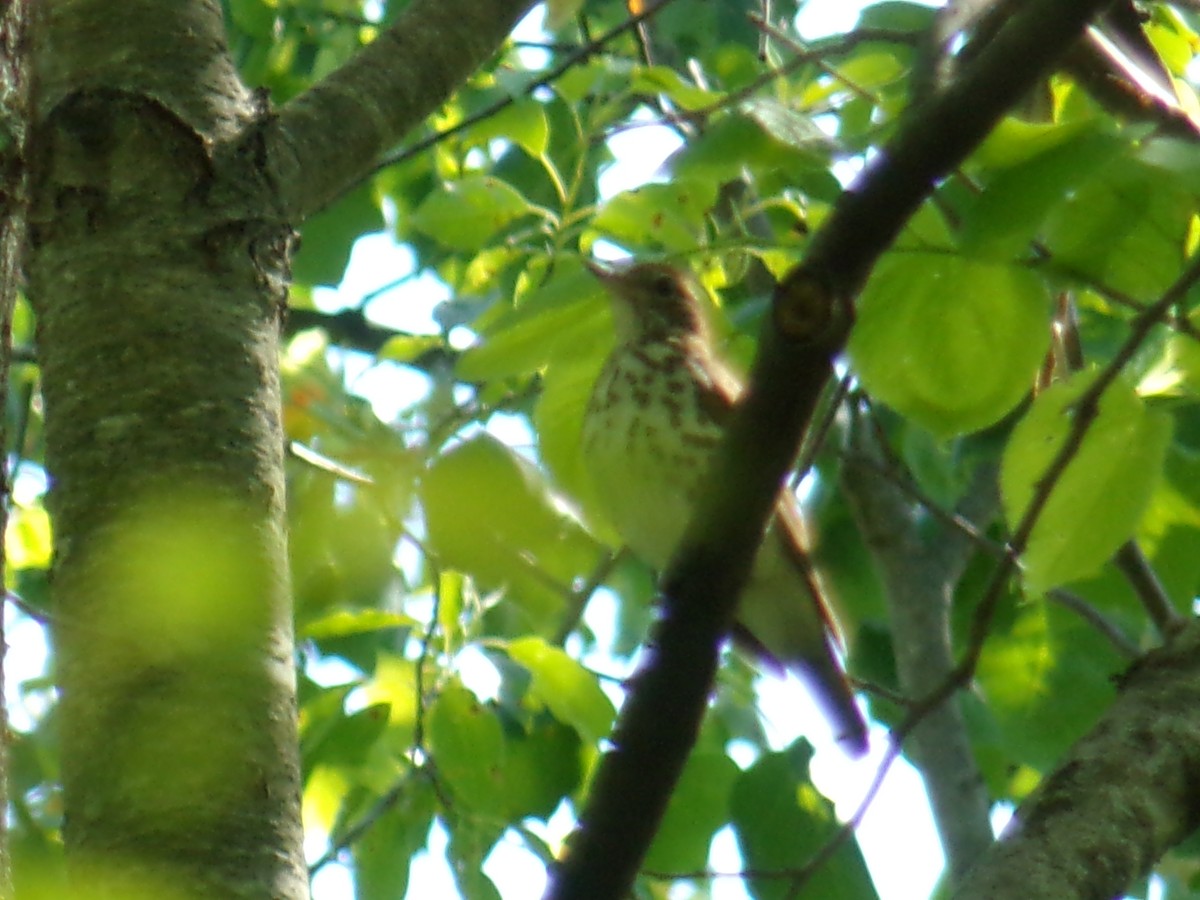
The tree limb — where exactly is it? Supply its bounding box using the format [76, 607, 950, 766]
[952, 623, 1200, 899]
[270, 0, 538, 220]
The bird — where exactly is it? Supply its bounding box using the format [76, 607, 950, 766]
[580, 258, 868, 756]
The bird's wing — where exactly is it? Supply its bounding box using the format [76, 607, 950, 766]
[772, 496, 845, 649]
[681, 336, 742, 426]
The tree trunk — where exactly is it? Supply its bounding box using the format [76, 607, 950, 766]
[28, 2, 306, 895]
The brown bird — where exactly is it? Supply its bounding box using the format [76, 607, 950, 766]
[581, 259, 867, 756]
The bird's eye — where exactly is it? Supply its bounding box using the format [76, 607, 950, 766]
[651, 274, 675, 297]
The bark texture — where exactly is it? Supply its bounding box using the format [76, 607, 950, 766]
[954, 626, 1200, 899]
[30, 2, 305, 896]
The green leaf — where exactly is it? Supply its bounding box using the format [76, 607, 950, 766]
[465, 98, 550, 159]
[848, 252, 1051, 438]
[446, 818, 504, 900]
[589, 179, 719, 252]
[303, 703, 391, 771]
[1041, 157, 1195, 301]
[428, 680, 507, 814]
[301, 609, 419, 641]
[644, 750, 739, 871]
[227, 0, 276, 37]
[498, 713, 584, 820]
[975, 599, 1122, 772]
[534, 353, 610, 530]
[420, 436, 603, 635]
[960, 127, 1121, 257]
[544, 0, 586, 31]
[353, 777, 437, 900]
[630, 66, 720, 112]
[378, 333, 443, 365]
[738, 98, 837, 156]
[505, 636, 615, 743]
[411, 176, 546, 252]
[1001, 371, 1172, 591]
[455, 265, 609, 382]
[731, 741, 877, 900]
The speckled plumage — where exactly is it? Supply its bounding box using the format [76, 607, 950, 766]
[582, 260, 867, 756]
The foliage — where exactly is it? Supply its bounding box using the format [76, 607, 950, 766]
[13, 1, 1200, 898]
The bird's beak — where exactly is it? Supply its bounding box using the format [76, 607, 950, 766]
[584, 258, 621, 284]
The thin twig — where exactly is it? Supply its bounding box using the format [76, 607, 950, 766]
[1113, 542, 1184, 637]
[373, 0, 683, 176]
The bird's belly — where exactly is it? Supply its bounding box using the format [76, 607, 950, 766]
[588, 446, 694, 569]
[582, 368, 716, 569]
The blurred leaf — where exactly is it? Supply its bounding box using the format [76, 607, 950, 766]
[590, 179, 719, 251]
[378, 333, 444, 364]
[421, 435, 604, 635]
[1001, 371, 1172, 591]
[644, 750, 739, 872]
[446, 818, 504, 900]
[976, 599, 1121, 771]
[505, 636, 615, 743]
[849, 252, 1051, 438]
[411, 176, 548, 252]
[7, 503, 52, 571]
[353, 776, 437, 900]
[630, 66, 720, 111]
[464, 98, 550, 159]
[498, 712, 584, 820]
[1042, 157, 1196, 301]
[301, 609, 419, 640]
[544, 0, 586, 31]
[293, 183, 386, 287]
[456, 264, 608, 382]
[960, 126, 1122, 257]
[428, 680, 507, 815]
[731, 741, 877, 900]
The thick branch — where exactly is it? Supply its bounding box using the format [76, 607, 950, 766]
[271, 0, 537, 219]
[546, 2, 1114, 899]
[953, 624, 1200, 899]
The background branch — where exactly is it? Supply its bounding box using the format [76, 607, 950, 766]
[840, 416, 995, 883]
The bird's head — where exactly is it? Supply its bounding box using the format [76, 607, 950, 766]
[585, 259, 712, 344]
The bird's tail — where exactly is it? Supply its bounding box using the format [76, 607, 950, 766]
[733, 617, 868, 756]
[734, 516, 869, 756]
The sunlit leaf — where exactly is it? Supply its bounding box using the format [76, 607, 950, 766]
[849, 252, 1051, 438]
[428, 680, 507, 814]
[505, 636, 615, 743]
[976, 600, 1121, 771]
[301, 609, 418, 640]
[1001, 371, 1172, 591]
[411, 176, 547, 251]
[590, 179, 719, 251]
[421, 436, 604, 635]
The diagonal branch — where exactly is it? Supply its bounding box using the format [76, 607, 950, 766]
[544, 2, 1115, 899]
[270, 0, 538, 220]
